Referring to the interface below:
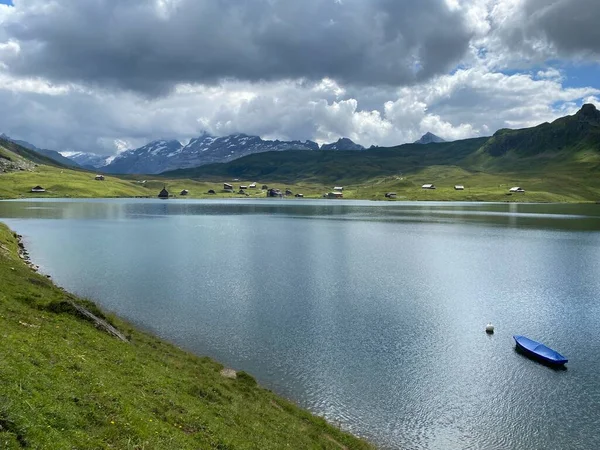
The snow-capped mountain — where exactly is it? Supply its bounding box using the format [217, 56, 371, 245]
[321, 138, 365, 151]
[63, 152, 113, 170]
[414, 132, 446, 144]
[101, 134, 321, 174]
[5, 131, 366, 175]
[102, 140, 184, 174]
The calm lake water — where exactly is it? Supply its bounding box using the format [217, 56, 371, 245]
[2, 199, 600, 449]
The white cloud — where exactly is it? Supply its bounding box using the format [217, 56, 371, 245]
[0, 0, 598, 156]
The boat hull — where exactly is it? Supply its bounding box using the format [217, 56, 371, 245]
[513, 335, 568, 366]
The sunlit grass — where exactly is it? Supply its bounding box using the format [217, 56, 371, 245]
[0, 222, 372, 449]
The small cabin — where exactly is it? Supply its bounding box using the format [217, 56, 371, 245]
[31, 185, 46, 193]
[180, 189, 189, 196]
[94, 175, 105, 181]
[295, 193, 304, 198]
[207, 189, 216, 195]
[509, 187, 525, 193]
[267, 188, 282, 198]
[239, 185, 248, 190]
[327, 192, 343, 199]
[454, 185, 464, 191]
[334, 186, 344, 191]
[249, 183, 257, 189]
[385, 192, 397, 198]
[422, 184, 436, 190]
[224, 183, 233, 190]
[158, 186, 169, 199]
[285, 189, 293, 196]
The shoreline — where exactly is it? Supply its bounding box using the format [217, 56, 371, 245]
[0, 222, 373, 449]
[1, 194, 599, 205]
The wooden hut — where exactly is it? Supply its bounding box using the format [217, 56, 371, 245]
[31, 185, 46, 193]
[158, 186, 169, 199]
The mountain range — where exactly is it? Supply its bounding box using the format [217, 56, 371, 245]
[63, 152, 113, 170]
[165, 104, 600, 183]
[1, 132, 370, 174]
[100, 134, 369, 174]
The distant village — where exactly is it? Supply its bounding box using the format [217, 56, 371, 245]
[28, 174, 527, 199]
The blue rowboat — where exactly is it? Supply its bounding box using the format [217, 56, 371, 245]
[513, 335, 568, 365]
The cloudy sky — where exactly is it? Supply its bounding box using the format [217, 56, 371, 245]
[0, 0, 599, 155]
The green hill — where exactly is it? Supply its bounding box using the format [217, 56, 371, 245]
[0, 140, 156, 199]
[0, 137, 72, 169]
[164, 138, 489, 184]
[482, 104, 600, 158]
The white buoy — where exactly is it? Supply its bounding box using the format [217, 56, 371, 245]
[485, 323, 495, 334]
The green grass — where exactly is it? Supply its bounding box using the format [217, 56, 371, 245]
[0, 222, 372, 449]
[3, 157, 600, 203]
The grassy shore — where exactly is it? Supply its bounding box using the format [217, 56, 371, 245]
[2, 160, 600, 203]
[0, 222, 373, 449]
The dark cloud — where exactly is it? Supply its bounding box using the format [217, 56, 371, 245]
[1, 0, 472, 95]
[510, 0, 600, 57]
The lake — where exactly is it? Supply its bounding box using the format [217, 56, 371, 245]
[1, 198, 600, 449]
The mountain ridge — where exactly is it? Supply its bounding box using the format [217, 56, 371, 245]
[414, 132, 446, 144]
[100, 134, 361, 174]
[163, 104, 600, 183]
[0, 134, 80, 168]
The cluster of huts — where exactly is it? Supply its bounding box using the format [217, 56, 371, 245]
[155, 183, 307, 199]
[222, 182, 263, 195]
[322, 186, 344, 198]
[157, 186, 190, 198]
[419, 184, 525, 193]
[420, 184, 463, 190]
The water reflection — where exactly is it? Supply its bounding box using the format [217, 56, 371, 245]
[1, 199, 600, 449]
[2, 199, 600, 231]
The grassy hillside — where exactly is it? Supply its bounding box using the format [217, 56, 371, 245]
[0, 164, 150, 199]
[164, 138, 488, 184]
[0, 137, 71, 168]
[480, 104, 600, 159]
[0, 222, 372, 449]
